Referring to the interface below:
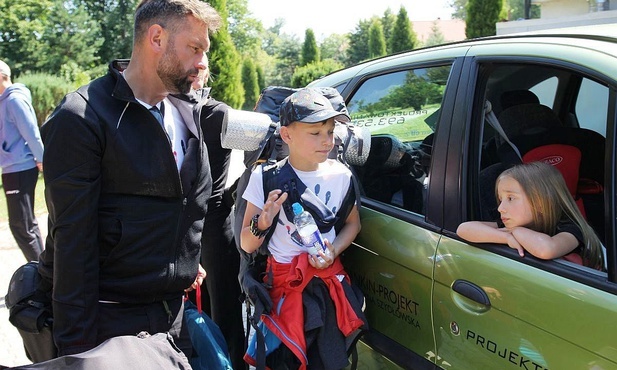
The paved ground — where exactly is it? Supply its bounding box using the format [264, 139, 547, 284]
[0, 150, 246, 367]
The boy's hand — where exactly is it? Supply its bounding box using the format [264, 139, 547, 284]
[309, 239, 335, 269]
[259, 189, 288, 229]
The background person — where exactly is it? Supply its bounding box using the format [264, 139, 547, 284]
[37, 0, 220, 358]
[457, 161, 605, 270]
[190, 56, 246, 369]
[0, 59, 44, 262]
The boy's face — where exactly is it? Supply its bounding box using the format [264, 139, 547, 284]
[282, 118, 336, 170]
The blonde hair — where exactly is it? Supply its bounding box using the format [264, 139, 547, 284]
[496, 161, 604, 269]
[134, 0, 221, 43]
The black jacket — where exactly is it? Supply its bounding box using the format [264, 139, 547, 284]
[38, 60, 212, 355]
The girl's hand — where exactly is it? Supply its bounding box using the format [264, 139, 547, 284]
[506, 233, 525, 257]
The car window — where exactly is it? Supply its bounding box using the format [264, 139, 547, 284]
[346, 65, 452, 215]
[529, 77, 557, 108]
[477, 62, 608, 273]
[575, 78, 608, 136]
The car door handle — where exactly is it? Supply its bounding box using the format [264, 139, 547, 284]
[452, 279, 491, 306]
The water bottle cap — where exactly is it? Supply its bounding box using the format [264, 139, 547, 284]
[292, 202, 304, 215]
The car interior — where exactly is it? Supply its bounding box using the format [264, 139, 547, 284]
[478, 63, 608, 256]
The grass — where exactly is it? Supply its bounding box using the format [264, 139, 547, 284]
[0, 172, 47, 223]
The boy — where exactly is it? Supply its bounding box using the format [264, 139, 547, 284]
[240, 87, 365, 369]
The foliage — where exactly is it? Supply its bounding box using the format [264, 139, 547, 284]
[453, 0, 539, 21]
[269, 34, 302, 86]
[37, 0, 102, 73]
[320, 34, 349, 66]
[466, 0, 503, 38]
[208, 0, 244, 108]
[368, 19, 387, 59]
[381, 8, 397, 54]
[291, 59, 344, 88]
[228, 0, 264, 55]
[390, 7, 417, 53]
[346, 19, 371, 66]
[0, 0, 53, 75]
[424, 21, 447, 47]
[241, 58, 260, 110]
[256, 63, 266, 92]
[16, 72, 73, 126]
[301, 29, 320, 66]
[81, 0, 136, 63]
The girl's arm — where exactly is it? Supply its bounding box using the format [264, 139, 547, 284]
[456, 221, 510, 244]
[509, 227, 579, 260]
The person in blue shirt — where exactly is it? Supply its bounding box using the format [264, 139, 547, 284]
[0, 60, 44, 262]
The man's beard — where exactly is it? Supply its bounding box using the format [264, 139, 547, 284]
[158, 40, 197, 95]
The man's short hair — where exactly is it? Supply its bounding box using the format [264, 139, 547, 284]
[133, 0, 222, 43]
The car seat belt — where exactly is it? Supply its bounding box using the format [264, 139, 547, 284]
[484, 100, 522, 161]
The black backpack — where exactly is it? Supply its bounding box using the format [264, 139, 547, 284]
[227, 86, 368, 370]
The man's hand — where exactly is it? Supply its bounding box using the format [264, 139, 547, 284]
[185, 264, 206, 292]
[36, 162, 43, 172]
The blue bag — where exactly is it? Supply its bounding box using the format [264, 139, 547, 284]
[184, 286, 233, 370]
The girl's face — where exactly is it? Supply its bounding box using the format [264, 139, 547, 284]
[281, 118, 335, 171]
[497, 176, 534, 229]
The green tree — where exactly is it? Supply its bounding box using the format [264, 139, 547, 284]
[346, 19, 371, 66]
[453, 0, 539, 21]
[269, 34, 302, 86]
[0, 0, 52, 75]
[208, 0, 244, 108]
[389, 6, 417, 53]
[81, 0, 136, 63]
[320, 34, 349, 66]
[301, 29, 320, 66]
[38, 1, 102, 76]
[291, 59, 344, 87]
[227, 0, 264, 55]
[368, 20, 386, 59]
[256, 63, 266, 92]
[425, 21, 446, 47]
[381, 8, 397, 54]
[241, 58, 260, 110]
[466, 0, 503, 38]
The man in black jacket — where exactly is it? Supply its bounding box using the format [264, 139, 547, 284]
[38, 0, 221, 358]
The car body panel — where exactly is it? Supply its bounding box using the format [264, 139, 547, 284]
[308, 27, 617, 369]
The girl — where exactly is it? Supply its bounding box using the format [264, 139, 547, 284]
[457, 161, 604, 270]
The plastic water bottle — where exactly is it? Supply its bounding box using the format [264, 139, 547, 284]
[292, 203, 330, 261]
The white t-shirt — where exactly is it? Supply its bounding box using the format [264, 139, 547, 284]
[161, 99, 190, 170]
[242, 159, 353, 263]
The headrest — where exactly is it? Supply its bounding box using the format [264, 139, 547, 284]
[498, 103, 562, 139]
[500, 90, 540, 111]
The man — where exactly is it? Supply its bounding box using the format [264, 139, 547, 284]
[38, 0, 220, 358]
[0, 59, 44, 262]
[191, 58, 246, 369]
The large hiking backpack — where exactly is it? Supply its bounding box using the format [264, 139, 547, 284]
[221, 86, 370, 369]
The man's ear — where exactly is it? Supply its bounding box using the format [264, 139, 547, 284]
[147, 24, 166, 53]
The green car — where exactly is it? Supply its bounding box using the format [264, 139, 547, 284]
[308, 24, 617, 369]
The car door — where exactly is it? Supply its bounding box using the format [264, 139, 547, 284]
[322, 54, 466, 369]
[431, 41, 617, 369]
